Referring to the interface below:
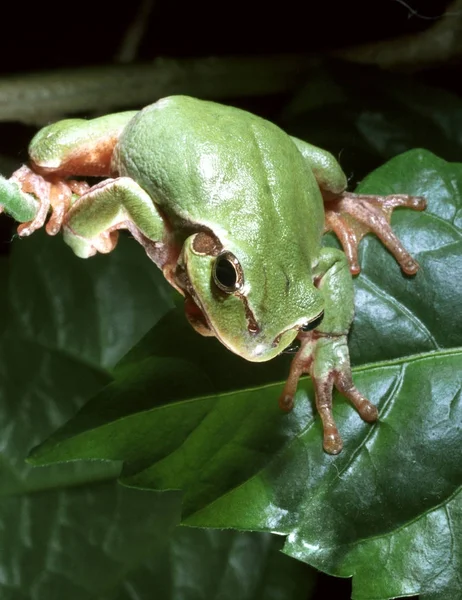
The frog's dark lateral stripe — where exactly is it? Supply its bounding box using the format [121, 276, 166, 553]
[238, 293, 260, 335]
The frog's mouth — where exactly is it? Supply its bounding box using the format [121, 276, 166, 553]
[175, 257, 303, 361]
[173, 260, 214, 337]
[183, 292, 215, 337]
[182, 288, 300, 362]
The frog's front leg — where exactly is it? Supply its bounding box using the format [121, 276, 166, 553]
[279, 247, 378, 454]
[62, 176, 172, 270]
[291, 136, 426, 275]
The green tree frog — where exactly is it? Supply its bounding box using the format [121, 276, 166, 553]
[0, 96, 426, 454]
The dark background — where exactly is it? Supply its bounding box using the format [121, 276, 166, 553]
[0, 1, 454, 70]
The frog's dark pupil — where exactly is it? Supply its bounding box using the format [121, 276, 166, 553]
[301, 311, 324, 332]
[215, 257, 237, 289]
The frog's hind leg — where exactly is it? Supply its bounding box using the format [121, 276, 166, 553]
[324, 192, 426, 276]
[28, 111, 137, 178]
[7, 111, 137, 237]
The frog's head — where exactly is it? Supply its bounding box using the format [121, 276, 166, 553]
[175, 232, 324, 363]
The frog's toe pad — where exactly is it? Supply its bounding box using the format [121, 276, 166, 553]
[323, 430, 343, 455]
[18, 215, 48, 237]
[356, 399, 379, 422]
[279, 394, 294, 412]
[336, 373, 379, 423]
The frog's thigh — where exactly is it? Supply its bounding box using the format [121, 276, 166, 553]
[290, 136, 347, 196]
[29, 111, 137, 177]
[63, 177, 166, 258]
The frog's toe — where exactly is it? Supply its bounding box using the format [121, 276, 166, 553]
[17, 199, 50, 236]
[44, 180, 76, 236]
[323, 429, 343, 455]
[401, 256, 420, 276]
[335, 370, 379, 423]
[278, 393, 294, 412]
[324, 191, 426, 276]
[358, 400, 379, 422]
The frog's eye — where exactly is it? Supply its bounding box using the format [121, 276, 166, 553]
[301, 311, 324, 332]
[213, 252, 244, 293]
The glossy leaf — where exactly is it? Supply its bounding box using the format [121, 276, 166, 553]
[28, 150, 462, 599]
[349, 149, 462, 365]
[119, 528, 316, 600]
[0, 301, 315, 599]
[6, 232, 174, 368]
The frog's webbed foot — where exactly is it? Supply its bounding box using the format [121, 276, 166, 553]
[9, 165, 89, 237]
[324, 191, 426, 276]
[279, 331, 378, 454]
[10, 166, 51, 236]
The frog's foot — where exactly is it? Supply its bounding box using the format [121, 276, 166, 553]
[323, 191, 426, 276]
[279, 331, 378, 454]
[10, 166, 51, 236]
[9, 165, 89, 237]
[45, 179, 90, 236]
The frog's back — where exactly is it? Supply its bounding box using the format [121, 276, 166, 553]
[114, 96, 324, 259]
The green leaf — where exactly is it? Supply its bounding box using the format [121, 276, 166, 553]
[6, 231, 174, 369]
[0, 332, 115, 496]
[299, 488, 462, 600]
[0, 257, 8, 335]
[349, 149, 462, 365]
[0, 482, 180, 600]
[120, 528, 317, 600]
[0, 330, 315, 599]
[28, 150, 462, 598]
[0, 330, 176, 599]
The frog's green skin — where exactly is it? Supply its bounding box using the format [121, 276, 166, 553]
[4, 95, 424, 453]
[31, 96, 349, 364]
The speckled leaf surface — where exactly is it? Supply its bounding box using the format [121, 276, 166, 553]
[28, 150, 462, 599]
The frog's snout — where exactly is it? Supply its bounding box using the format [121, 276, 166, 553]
[241, 327, 300, 363]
